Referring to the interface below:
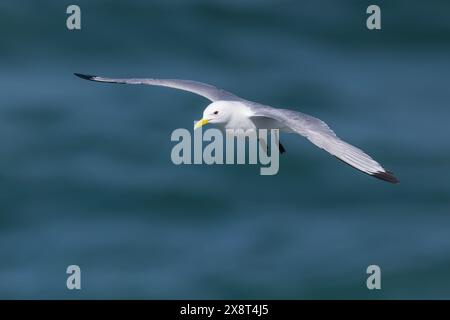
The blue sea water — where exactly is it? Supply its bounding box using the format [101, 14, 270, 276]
[0, 0, 449, 299]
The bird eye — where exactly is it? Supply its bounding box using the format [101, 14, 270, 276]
[213, 111, 219, 115]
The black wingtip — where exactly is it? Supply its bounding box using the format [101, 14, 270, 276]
[371, 171, 399, 184]
[74, 73, 96, 81]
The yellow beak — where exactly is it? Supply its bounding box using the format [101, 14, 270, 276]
[194, 118, 209, 129]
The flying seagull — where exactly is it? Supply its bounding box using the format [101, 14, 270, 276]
[74, 73, 398, 183]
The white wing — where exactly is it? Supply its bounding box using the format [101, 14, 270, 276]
[249, 104, 398, 183]
[74, 73, 242, 102]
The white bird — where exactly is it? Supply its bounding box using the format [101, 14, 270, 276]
[74, 73, 398, 183]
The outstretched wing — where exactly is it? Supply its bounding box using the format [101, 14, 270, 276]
[74, 73, 242, 102]
[249, 104, 398, 183]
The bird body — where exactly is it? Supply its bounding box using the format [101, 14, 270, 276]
[74, 73, 398, 183]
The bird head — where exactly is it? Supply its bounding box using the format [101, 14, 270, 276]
[194, 101, 232, 129]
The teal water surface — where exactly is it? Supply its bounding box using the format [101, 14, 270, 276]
[0, 0, 449, 299]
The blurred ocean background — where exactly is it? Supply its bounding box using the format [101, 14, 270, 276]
[0, 0, 449, 299]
